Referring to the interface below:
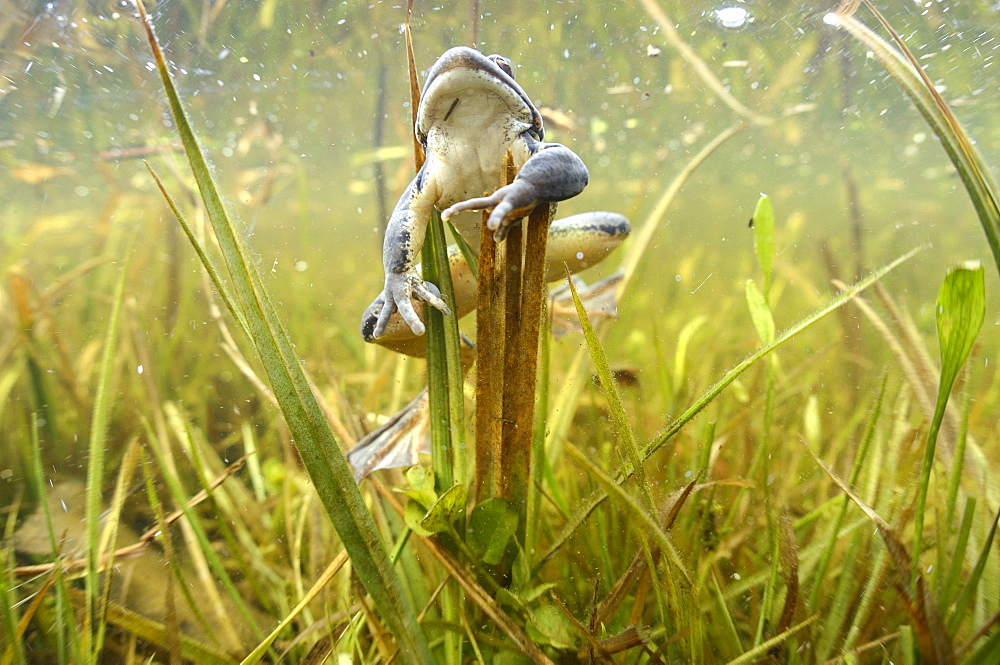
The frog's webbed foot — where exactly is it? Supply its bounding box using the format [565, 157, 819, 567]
[347, 390, 431, 481]
[373, 272, 451, 338]
[548, 271, 625, 338]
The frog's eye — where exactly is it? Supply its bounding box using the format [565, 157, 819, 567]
[488, 55, 515, 79]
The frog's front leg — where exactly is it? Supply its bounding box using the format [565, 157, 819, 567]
[442, 141, 588, 241]
[371, 173, 451, 339]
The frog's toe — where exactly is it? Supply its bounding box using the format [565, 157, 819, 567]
[412, 280, 451, 317]
[373, 301, 405, 338]
[361, 296, 386, 342]
[395, 300, 425, 337]
[489, 204, 535, 241]
[348, 390, 431, 481]
[442, 192, 502, 220]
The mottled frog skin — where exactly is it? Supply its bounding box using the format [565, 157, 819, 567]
[360, 46, 630, 349]
[350, 47, 630, 478]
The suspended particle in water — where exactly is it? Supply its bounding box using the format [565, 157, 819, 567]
[714, 7, 750, 29]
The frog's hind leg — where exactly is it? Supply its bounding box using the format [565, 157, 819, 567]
[348, 390, 430, 481]
[542, 211, 631, 281]
[548, 271, 625, 337]
[349, 334, 476, 481]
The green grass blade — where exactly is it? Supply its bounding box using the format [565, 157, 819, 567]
[566, 272, 654, 512]
[423, 208, 467, 492]
[0, 550, 26, 665]
[95, 441, 140, 662]
[722, 616, 817, 665]
[814, 530, 863, 662]
[962, 622, 1000, 665]
[948, 505, 1000, 634]
[830, 10, 1000, 278]
[144, 163, 251, 340]
[98, 595, 239, 665]
[138, 449, 184, 664]
[145, 432, 264, 640]
[641, 246, 922, 464]
[808, 374, 886, 609]
[536, 246, 922, 572]
[562, 440, 692, 588]
[447, 217, 478, 280]
[709, 568, 744, 657]
[526, 312, 552, 555]
[941, 498, 976, 610]
[842, 544, 888, 653]
[134, 4, 433, 661]
[240, 553, 349, 665]
[565, 274, 683, 649]
[83, 242, 131, 663]
[26, 414, 76, 664]
[913, 263, 986, 575]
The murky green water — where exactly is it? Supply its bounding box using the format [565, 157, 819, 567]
[2, 0, 998, 485]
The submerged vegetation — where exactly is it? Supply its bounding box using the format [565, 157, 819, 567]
[2, 1, 998, 664]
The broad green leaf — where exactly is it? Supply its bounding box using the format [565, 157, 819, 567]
[510, 548, 533, 594]
[398, 467, 438, 509]
[745, 279, 775, 344]
[404, 499, 436, 538]
[406, 465, 434, 492]
[467, 498, 519, 565]
[913, 261, 986, 572]
[936, 261, 985, 394]
[510, 548, 556, 602]
[526, 604, 576, 650]
[752, 194, 775, 293]
[420, 483, 466, 534]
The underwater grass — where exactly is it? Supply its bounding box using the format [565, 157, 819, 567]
[81, 240, 131, 663]
[537, 244, 923, 572]
[134, 1, 434, 662]
[829, 2, 1000, 278]
[4, 2, 1000, 662]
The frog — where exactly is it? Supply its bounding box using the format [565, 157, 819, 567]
[351, 46, 630, 478]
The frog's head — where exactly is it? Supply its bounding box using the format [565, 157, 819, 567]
[416, 46, 544, 146]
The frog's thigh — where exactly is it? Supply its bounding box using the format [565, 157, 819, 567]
[543, 211, 631, 282]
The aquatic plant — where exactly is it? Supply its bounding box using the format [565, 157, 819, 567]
[2, 1, 998, 664]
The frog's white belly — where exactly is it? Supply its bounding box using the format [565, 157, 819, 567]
[423, 124, 532, 253]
